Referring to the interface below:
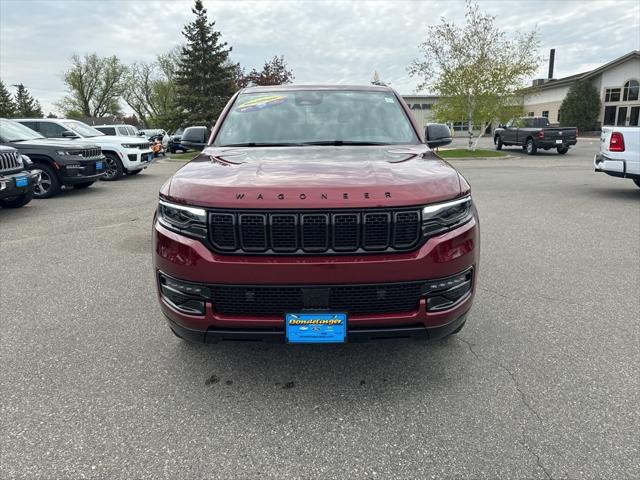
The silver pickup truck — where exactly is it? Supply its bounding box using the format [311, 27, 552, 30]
[594, 127, 640, 188]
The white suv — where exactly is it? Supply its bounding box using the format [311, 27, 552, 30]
[17, 119, 155, 181]
[94, 124, 143, 138]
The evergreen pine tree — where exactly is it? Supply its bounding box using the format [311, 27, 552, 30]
[558, 80, 601, 131]
[0, 80, 17, 117]
[14, 84, 43, 118]
[174, 0, 237, 126]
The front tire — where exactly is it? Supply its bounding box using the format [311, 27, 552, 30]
[495, 136, 503, 150]
[0, 191, 34, 208]
[73, 181, 95, 189]
[557, 146, 569, 155]
[525, 139, 537, 155]
[102, 153, 124, 181]
[31, 163, 61, 198]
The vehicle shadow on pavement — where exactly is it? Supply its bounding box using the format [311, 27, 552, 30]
[588, 186, 640, 199]
[173, 336, 476, 399]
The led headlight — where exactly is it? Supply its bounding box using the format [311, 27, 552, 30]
[157, 199, 207, 239]
[422, 195, 474, 237]
[121, 143, 140, 149]
[56, 150, 82, 156]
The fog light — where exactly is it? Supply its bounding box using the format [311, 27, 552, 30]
[422, 269, 473, 312]
[159, 274, 209, 315]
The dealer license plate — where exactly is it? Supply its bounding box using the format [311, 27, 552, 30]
[285, 313, 347, 344]
[555, 139, 563, 144]
[15, 176, 28, 187]
[96, 161, 103, 170]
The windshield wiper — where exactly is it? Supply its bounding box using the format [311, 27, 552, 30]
[219, 142, 305, 147]
[301, 140, 391, 146]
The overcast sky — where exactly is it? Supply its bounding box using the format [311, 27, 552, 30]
[1, 0, 638, 114]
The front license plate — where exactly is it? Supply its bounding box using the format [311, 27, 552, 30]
[96, 161, 103, 170]
[286, 313, 347, 344]
[555, 139, 562, 144]
[15, 176, 28, 187]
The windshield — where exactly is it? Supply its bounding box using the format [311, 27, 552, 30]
[0, 119, 45, 141]
[62, 121, 105, 138]
[215, 90, 419, 147]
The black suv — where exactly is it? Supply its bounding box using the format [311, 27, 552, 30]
[168, 128, 187, 154]
[0, 119, 106, 198]
[0, 145, 40, 208]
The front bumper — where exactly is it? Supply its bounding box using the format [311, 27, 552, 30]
[154, 215, 479, 342]
[594, 153, 640, 180]
[121, 149, 156, 170]
[0, 170, 40, 199]
[59, 158, 107, 184]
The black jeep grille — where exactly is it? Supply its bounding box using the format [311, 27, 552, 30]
[210, 281, 424, 316]
[208, 208, 422, 255]
[80, 148, 101, 159]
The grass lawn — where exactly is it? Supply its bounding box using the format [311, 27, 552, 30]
[166, 151, 199, 161]
[436, 148, 506, 158]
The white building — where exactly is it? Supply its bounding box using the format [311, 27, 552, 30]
[523, 50, 639, 127]
[401, 95, 439, 130]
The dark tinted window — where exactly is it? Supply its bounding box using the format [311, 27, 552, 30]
[95, 127, 117, 136]
[40, 122, 70, 137]
[623, 80, 639, 101]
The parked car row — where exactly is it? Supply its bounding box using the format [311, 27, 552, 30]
[0, 118, 158, 207]
[93, 122, 209, 154]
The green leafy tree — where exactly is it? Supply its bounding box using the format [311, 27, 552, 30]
[236, 55, 295, 88]
[59, 53, 126, 117]
[0, 80, 17, 117]
[558, 80, 601, 131]
[14, 84, 43, 118]
[409, 1, 540, 150]
[174, 0, 237, 126]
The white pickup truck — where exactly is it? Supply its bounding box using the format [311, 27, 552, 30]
[594, 127, 640, 188]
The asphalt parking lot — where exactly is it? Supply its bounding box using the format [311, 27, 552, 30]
[1, 141, 638, 479]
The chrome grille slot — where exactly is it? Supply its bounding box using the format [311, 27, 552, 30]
[0, 150, 21, 172]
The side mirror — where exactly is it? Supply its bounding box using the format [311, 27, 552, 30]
[424, 123, 452, 149]
[180, 128, 209, 150]
[137, 131, 146, 136]
[498, 123, 504, 129]
[61, 130, 78, 138]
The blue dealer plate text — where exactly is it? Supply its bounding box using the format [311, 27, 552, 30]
[285, 313, 347, 344]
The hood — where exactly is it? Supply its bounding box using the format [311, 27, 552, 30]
[10, 138, 99, 151]
[75, 135, 147, 144]
[165, 145, 463, 209]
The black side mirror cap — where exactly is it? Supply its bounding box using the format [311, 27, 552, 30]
[425, 123, 452, 149]
[61, 130, 78, 138]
